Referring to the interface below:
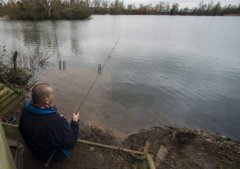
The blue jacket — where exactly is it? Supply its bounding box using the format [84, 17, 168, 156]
[19, 101, 79, 161]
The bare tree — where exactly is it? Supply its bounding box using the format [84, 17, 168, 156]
[102, 0, 109, 9]
[170, 3, 179, 15]
[92, 0, 101, 8]
[214, 2, 221, 15]
[39, 0, 51, 17]
[165, 2, 170, 13]
[207, 0, 214, 11]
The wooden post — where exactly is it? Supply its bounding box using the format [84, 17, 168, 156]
[143, 141, 151, 154]
[155, 145, 168, 168]
[12, 51, 18, 71]
[147, 154, 156, 169]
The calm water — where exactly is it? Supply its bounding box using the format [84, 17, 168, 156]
[1, 15, 240, 139]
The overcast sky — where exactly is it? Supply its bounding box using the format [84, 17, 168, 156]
[123, 0, 240, 8]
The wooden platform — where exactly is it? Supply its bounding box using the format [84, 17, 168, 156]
[0, 83, 24, 116]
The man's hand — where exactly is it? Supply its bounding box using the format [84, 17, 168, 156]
[72, 112, 80, 122]
[60, 114, 67, 119]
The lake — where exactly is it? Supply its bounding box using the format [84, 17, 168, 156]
[0, 15, 240, 139]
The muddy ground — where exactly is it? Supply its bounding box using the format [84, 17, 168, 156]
[3, 118, 240, 169]
[78, 125, 240, 169]
[124, 127, 240, 169]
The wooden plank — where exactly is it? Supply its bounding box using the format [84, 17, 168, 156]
[0, 90, 14, 103]
[78, 139, 145, 155]
[0, 83, 5, 90]
[0, 87, 9, 97]
[0, 95, 24, 115]
[0, 94, 18, 112]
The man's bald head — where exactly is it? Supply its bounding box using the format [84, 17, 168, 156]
[32, 83, 54, 105]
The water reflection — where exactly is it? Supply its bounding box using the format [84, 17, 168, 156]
[59, 60, 66, 71]
[70, 22, 80, 54]
[21, 22, 40, 46]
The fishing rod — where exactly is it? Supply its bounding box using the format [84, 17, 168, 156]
[75, 39, 120, 112]
[45, 39, 120, 167]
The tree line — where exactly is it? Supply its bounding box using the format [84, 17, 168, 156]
[0, 0, 240, 20]
[0, 0, 92, 20]
[91, 0, 240, 15]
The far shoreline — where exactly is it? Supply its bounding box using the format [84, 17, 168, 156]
[0, 13, 240, 21]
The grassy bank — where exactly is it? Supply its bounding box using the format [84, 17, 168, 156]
[0, 48, 29, 93]
[0, 46, 50, 93]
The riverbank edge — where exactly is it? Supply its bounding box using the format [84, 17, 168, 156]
[2, 121, 240, 169]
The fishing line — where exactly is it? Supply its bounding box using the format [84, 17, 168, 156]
[75, 39, 120, 112]
[45, 39, 120, 167]
[70, 39, 120, 167]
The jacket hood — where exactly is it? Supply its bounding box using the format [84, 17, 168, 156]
[25, 101, 57, 115]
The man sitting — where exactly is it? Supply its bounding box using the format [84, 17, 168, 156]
[19, 83, 80, 162]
